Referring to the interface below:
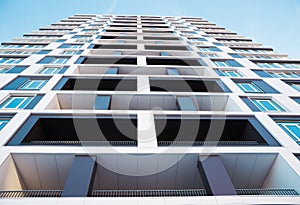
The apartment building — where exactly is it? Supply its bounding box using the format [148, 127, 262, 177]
[0, 14, 300, 205]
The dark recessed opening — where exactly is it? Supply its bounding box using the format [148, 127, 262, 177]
[110, 24, 137, 28]
[100, 36, 137, 40]
[143, 26, 169, 29]
[145, 45, 188, 51]
[113, 21, 137, 24]
[150, 79, 228, 92]
[106, 29, 137, 33]
[9, 117, 137, 146]
[143, 30, 173, 33]
[144, 36, 179, 41]
[93, 44, 137, 50]
[155, 117, 278, 146]
[82, 57, 137, 65]
[147, 58, 201, 66]
[59, 78, 137, 91]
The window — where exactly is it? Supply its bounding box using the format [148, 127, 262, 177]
[256, 62, 281, 68]
[277, 121, 300, 144]
[216, 69, 242, 77]
[237, 82, 263, 93]
[19, 79, 47, 90]
[105, 67, 118, 74]
[72, 35, 92, 39]
[0, 117, 10, 131]
[213, 60, 242, 67]
[198, 53, 219, 58]
[39, 67, 66, 74]
[269, 72, 300, 78]
[166, 68, 179, 75]
[0, 96, 33, 109]
[291, 83, 300, 92]
[199, 47, 221, 52]
[251, 99, 285, 112]
[229, 53, 243, 58]
[59, 44, 82, 49]
[38, 57, 69, 64]
[0, 57, 24, 64]
[62, 50, 82, 55]
[0, 66, 27, 74]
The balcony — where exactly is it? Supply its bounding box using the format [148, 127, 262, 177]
[79, 57, 137, 65]
[0, 153, 298, 197]
[154, 116, 280, 146]
[53, 77, 137, 91]
[149, 78, 230, 92]
[45, 94, 242, 112]
[146, 58, 205, 66]
[74, 65, 206, 76]
[7, 115, 137, 146]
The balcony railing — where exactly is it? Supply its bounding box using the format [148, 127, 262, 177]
[92, 189, 207, 197]
[158, 141, 260, 146]
[0, 190, 62, 198]
[28, 140, 137, 146]
[0, 189, 297, 198]
[236, 189, 298, 196]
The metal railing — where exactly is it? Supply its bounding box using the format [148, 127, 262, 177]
[159, 141, 260, 146]
[0, 188, 297, 198]
[29, 140, 137, 146]
[236, 189, 298, 196]
[0, 190, 62, 198]
[92, 189, 207, 197]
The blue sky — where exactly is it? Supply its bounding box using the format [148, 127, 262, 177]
[0, 0, 300, 58]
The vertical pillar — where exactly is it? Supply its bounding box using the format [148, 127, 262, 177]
[198, 155, 237, 196]
[62, 155, 96, 197]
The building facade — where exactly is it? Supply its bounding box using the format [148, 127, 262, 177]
[0, 14, 300, 204]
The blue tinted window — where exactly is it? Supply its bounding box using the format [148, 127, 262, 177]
[277, 121, 300, 144]
[0, 117, 10, 130]
[251, 99, 285, 112]
[237, 82, 263, 93]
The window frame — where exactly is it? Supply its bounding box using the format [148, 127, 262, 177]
[277, 121, 300, 143]
[0, 96, 33, 109]
[237, 82, 264, 93]
[19, 79, 48, 90]
[251, 98, 285, 112]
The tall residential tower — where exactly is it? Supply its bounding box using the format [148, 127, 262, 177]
[0, 14, 299, 205]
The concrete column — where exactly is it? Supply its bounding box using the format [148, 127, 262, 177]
[198, 155, 237, 196]
[62, 155, 96, 197]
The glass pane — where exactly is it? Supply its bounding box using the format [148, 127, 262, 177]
[258, 100, 279, 111]
[5, 98, 25, 108]
[0, 120, 9, 130]
[285, 125, 300, 140]
[40, 68, 57, 74]
[18, 97, 33, 109]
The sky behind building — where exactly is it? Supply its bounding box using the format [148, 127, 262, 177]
[0, 0, 300, 58]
